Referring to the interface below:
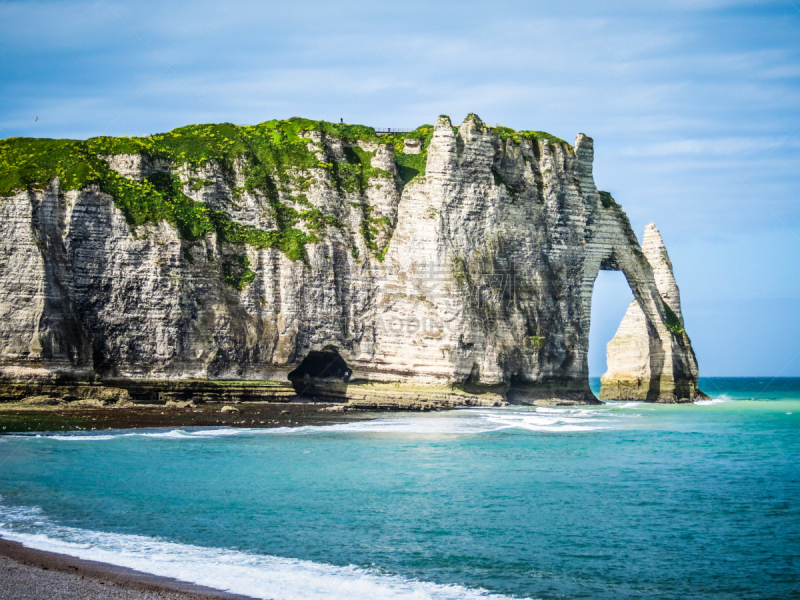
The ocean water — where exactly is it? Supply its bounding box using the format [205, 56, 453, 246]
[0, 377, 798, 600]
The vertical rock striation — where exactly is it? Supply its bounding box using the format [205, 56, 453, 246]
[0, 115, 704, 404]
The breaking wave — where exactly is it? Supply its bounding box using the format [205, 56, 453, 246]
[7, 405, 633, 441]
[695, 395, 733, 406]
[0, 502, 531, 600]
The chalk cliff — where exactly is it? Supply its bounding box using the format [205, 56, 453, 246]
[0, 115, 705, 405]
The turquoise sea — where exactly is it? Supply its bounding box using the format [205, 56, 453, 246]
[0, 377, 798, 599]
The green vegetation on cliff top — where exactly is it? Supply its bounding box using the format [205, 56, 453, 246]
[489, 125, 571, 149]
[0, 118, 569, 268]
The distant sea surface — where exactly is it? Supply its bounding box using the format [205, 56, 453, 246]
[1, 377, 798, 600]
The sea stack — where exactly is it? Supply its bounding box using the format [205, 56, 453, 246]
[600, 223, 706, 402]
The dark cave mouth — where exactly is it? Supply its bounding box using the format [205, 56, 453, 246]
[288, 350, 352, 383]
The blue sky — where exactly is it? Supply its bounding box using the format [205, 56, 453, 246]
[1, 0, 799, 376]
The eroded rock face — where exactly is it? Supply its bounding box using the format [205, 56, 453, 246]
[600, 223, 706, 402]
[0, 115, 703, 404]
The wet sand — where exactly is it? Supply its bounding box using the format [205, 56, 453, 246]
[0, 400, 372, 434]
[0, 536, 257, 599]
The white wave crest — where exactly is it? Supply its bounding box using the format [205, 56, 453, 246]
[44, 434, 118, 441]
[473, 407, 613, 432]
[0, 503, 530, 600]
[312, 415, 502, 435]
[695, 395, 732, 406]
[10, 428, 260, 441]
[615, 402, 641, 409]
[137, 428, 252, 439]
[12, 405, 630, 442]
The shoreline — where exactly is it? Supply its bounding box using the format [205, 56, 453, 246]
[0, 400, 375, 434]
[0, 401, 369, 599]
[0, 536, 257, 599]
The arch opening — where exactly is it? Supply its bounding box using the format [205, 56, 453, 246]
[588, 270, 634, 392]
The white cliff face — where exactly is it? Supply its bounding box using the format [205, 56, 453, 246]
[0, 188, 93, 380]
[642, 223, 683, 320]
[600, 223, 705, 402]
[0, 115, 703, 404]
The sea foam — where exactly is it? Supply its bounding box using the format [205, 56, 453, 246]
[11, 405, 626, 442]
[694, 395, 732, 406]
[0, 502, 530, 600]
[473, 406, 615, 432]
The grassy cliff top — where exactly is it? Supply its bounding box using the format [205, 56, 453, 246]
[0, 117, 570, 198]
[0, 118, 433, 197]
[0, 117, 571, 267]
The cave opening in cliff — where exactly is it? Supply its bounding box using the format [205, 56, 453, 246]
[589, 270, 634, 379]
[288, 349, 352, 398]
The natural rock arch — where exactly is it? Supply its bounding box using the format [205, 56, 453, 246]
[597, 223, 705, 402]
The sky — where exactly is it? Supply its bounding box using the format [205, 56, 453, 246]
[1, 0, 799, 376]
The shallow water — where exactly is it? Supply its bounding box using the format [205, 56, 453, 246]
[0, 377, 798, 599]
